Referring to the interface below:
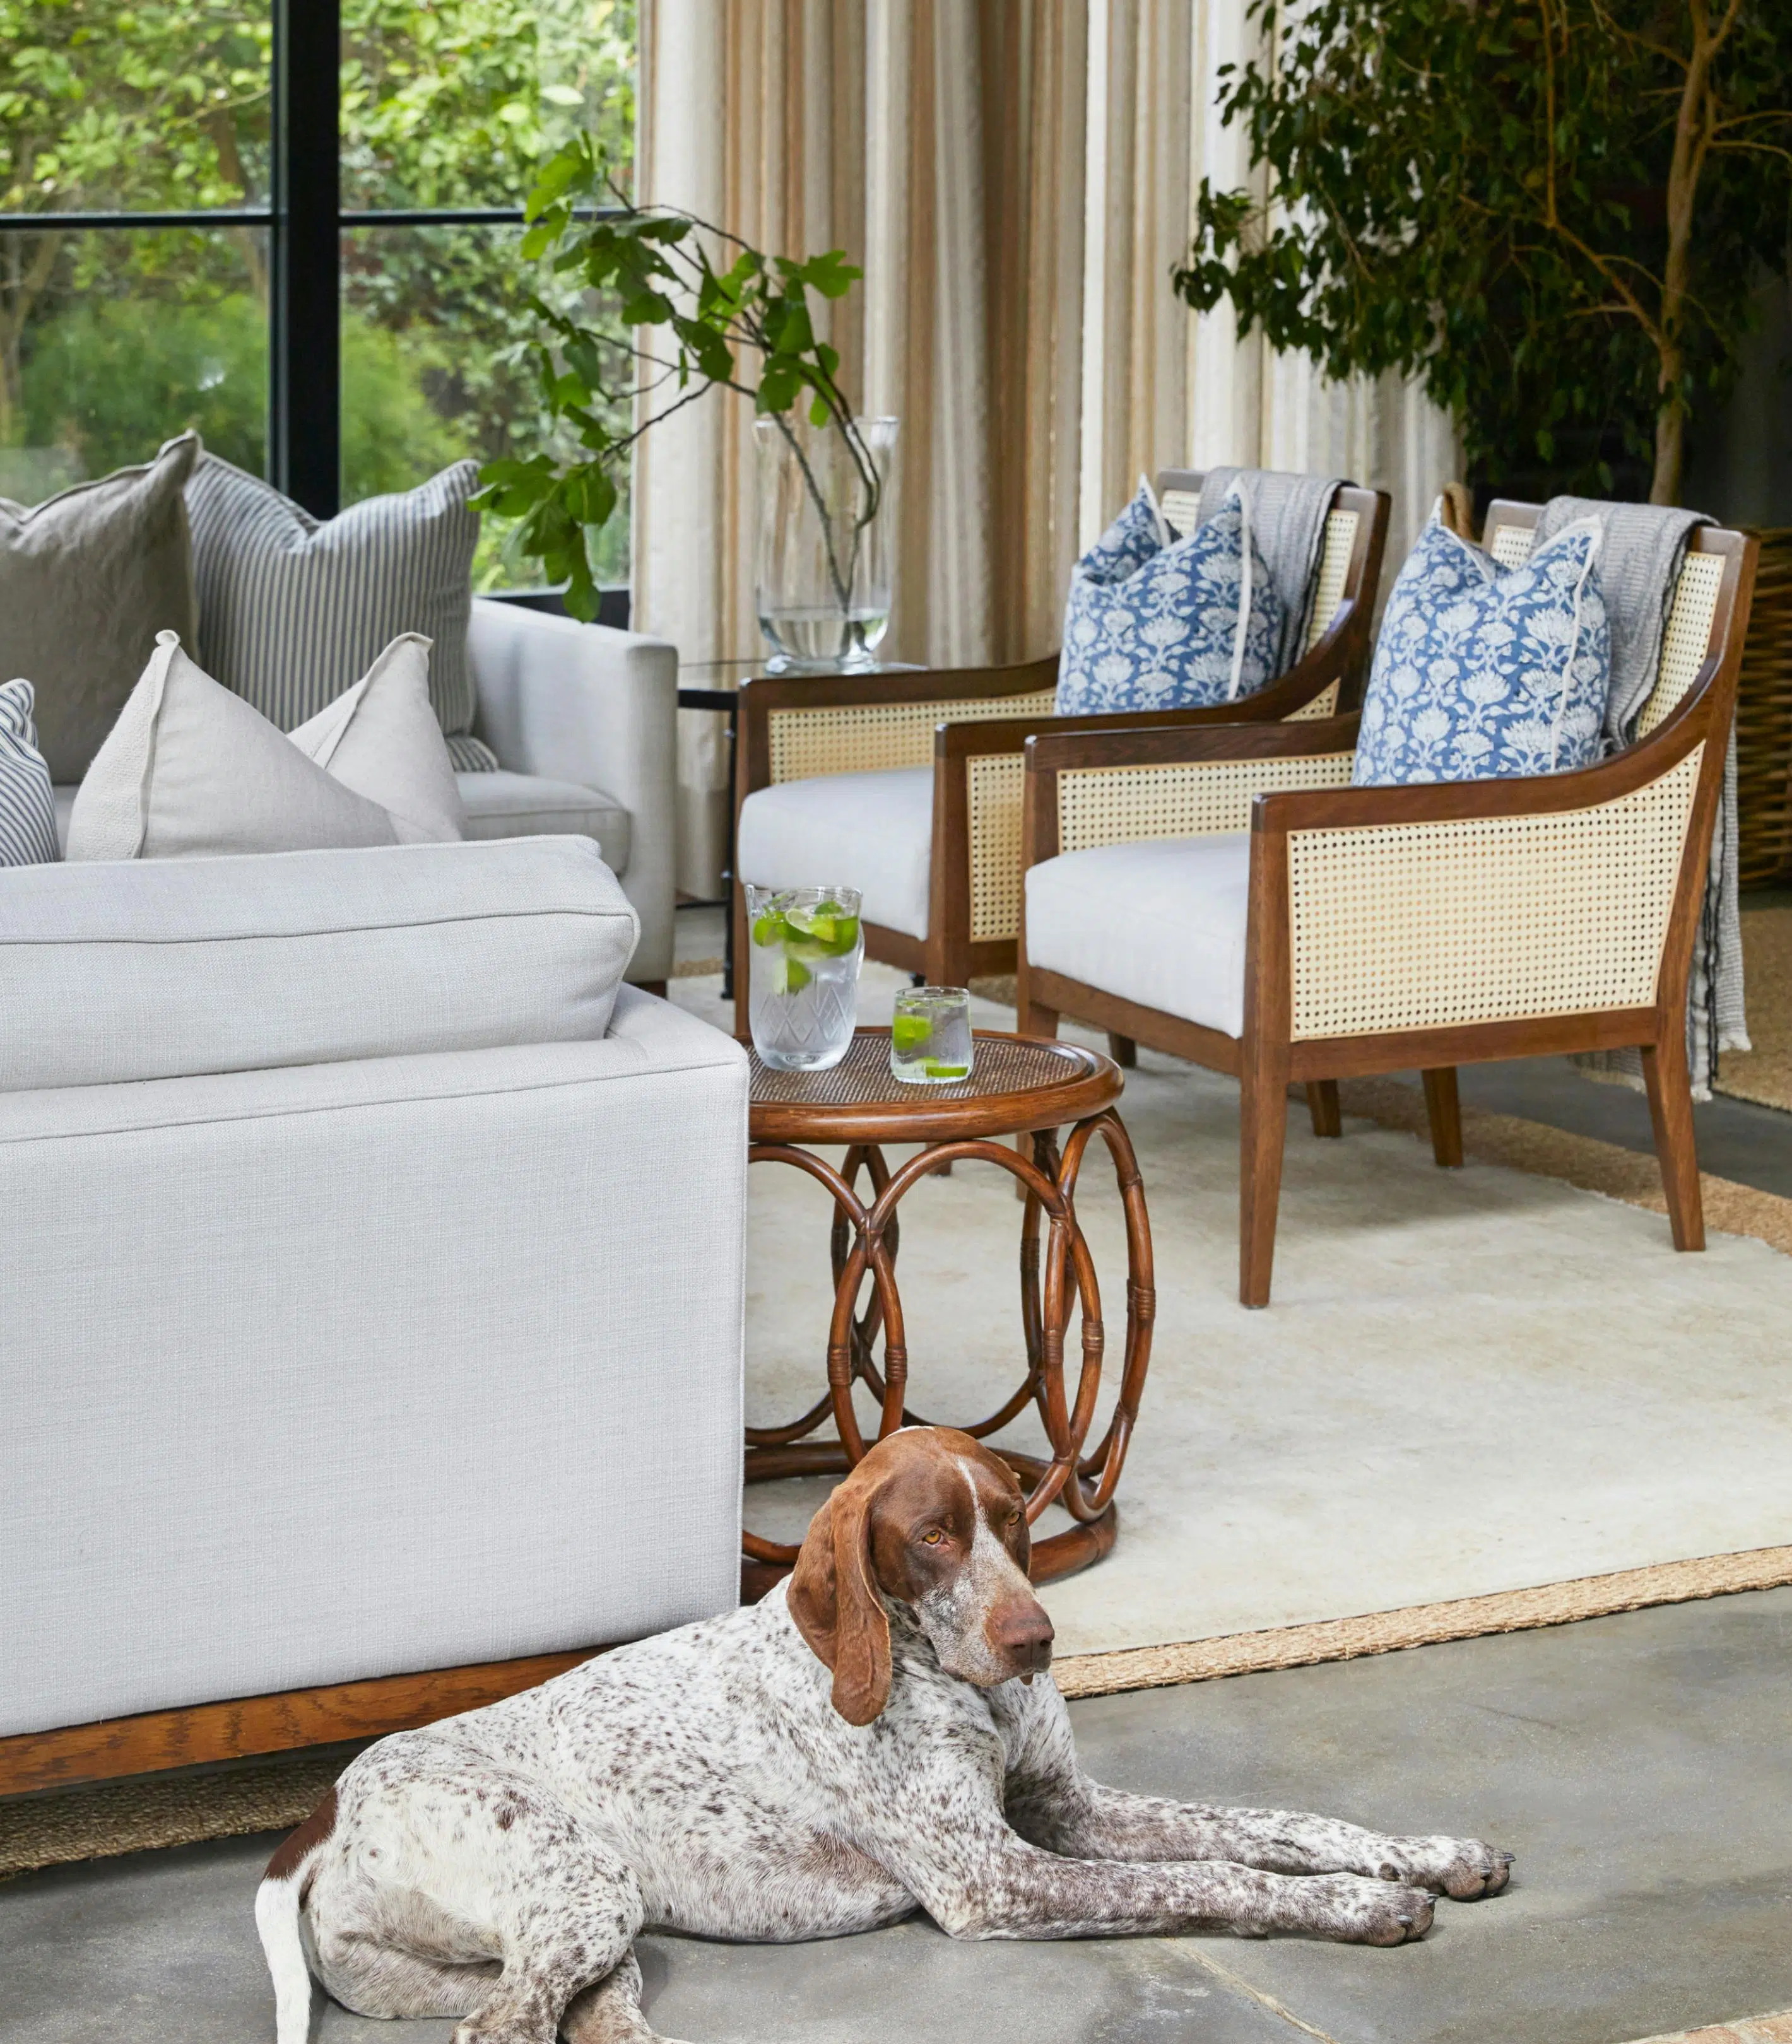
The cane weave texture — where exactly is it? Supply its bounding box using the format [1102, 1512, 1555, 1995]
[1638, 550, 1724, 737]
[1302, 510, 1359, 650]
[969, 751, 1025, 941]
[1285, 747, 1703, 1040]
[1286, 679, 1342, 722]
[1488, 522, 1537, 569]
[1058, 751, 1355, 857]
[748, 1028, 1095, 1110]
[768, 691, 1056, 784]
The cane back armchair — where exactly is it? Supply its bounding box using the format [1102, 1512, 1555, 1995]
[1016, 503, 1759, 1307]
[731, 474, 1389, 1033]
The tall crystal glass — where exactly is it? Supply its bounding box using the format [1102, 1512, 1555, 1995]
[747, 884, 864, 1071]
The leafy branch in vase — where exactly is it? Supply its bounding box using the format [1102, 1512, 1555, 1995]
[473, 134, 880, 621]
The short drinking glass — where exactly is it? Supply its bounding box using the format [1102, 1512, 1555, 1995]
[747, 884, 864, 1071]
[890, 986, 973, 1084]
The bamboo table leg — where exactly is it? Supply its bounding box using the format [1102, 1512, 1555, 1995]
[741, 1112, 1153, 1598]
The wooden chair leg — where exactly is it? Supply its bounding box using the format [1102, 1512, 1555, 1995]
[1239, 1053, 1291, 1308]
[1021, 996, 1059, 1040]
[1421, 1067, 1463, 1167]
[1107, 1032, 1138, 1068]
[1642, 1038, 1705, 1250]
[1305, 1079, 1341, 1138]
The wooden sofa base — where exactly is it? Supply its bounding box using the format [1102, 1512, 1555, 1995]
[0, 1650, 600, 1799]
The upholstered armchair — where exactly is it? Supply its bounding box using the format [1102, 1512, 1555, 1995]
[1016, 503, 1759, 1307]
[730, 473, 1389, 1032]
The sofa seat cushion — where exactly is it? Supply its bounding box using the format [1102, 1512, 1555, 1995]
[456, 769, 632, 873]
[738, 767, 933, 941]
[1024, 831, 1252, 1038]
[0, 836, 639, 1093]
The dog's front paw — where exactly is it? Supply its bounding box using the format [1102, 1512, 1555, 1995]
[1300, 1871, 1434, 1946]
[1376, 1835, 1513, 1900]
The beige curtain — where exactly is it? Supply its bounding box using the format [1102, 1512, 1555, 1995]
[634, 0, 1456, 896]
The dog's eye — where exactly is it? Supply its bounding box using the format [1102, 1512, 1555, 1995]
[921, 1528, 943, 1546]
[1007, 1510, 1022, 1528]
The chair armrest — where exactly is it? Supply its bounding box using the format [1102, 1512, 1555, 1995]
[1248, 722, 1716, 1047]
[736, 655, 1058, 794]
[468, 598, 676, 981]
[1020, 718, 1362, 868]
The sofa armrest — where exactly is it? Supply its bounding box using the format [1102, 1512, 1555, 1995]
[468, 599, 676, 982]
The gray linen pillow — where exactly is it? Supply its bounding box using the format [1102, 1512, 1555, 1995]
[0, 433, 200, 783]
[184, 454, 486, 756]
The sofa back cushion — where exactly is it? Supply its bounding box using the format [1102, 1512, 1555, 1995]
[0, 836, 639, 1091]
[0, 433, 200, 783]
[185, 453, 481, 746]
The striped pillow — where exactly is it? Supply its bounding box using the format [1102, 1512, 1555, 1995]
[0, 679, 60, 866]
[185, 455, 495, 765]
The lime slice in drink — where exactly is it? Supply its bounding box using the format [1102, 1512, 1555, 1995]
[777, 954, 812, 996]
[752, 910, 787, 948]
[891, 1014, 933, 1056]
[923, 1059, 969, 1079]
[809, 909, 861, 955]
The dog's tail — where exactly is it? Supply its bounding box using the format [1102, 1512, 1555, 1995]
[254, 1785, 338, 2044]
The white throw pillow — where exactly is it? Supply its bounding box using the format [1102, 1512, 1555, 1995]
[66, 631, 466, 862]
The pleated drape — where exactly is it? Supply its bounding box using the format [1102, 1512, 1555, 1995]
[635, 0, 1459, 897]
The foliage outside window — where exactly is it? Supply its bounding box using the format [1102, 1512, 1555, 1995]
[0, 0, 635, 586]
[1177, 0, 1792, 506]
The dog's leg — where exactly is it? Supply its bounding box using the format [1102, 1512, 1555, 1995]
[883, 1825, 1434, 1944]
[1020, 1779, 1511, 1900]
[561, 1951, 695, 2044]
[309, 1737, 647, 2044]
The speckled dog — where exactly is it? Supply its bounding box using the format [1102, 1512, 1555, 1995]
[257, 1426, 1512, 2043]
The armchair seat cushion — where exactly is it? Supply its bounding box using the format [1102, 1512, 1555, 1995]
[738, 766, 933, 940]
[1025, 832, 1251, 1038]
[457, 768, 632, 874]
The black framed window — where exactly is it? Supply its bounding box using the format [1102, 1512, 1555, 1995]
[0, 1, 633, 588]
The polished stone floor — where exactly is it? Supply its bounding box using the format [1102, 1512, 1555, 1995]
[6, 1586, 1792, 2044]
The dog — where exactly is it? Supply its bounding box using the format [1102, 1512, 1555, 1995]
[257, 1426, 1511, 2042]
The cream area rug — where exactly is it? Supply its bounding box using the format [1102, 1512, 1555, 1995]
[677, 966, 1792, 1671]
[1718, 902, 1792, 1113]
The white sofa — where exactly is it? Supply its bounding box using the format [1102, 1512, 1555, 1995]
[0, 835, 745, 1742]
[47, 596, 681, 989]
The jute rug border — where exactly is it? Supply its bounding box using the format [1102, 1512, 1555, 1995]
[1052, 1543, 1792, 1699]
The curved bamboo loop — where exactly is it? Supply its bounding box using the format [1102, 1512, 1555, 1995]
[742, 1107, 1155, 1586]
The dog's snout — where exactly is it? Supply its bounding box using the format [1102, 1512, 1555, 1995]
[989, 1601, 1055, 1667]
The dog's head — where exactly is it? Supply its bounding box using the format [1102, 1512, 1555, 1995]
[787, 1426, 1055, 1725]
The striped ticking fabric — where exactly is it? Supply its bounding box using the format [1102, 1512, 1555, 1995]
[0, 679, 60, 866]
[185, 455, 487, 752]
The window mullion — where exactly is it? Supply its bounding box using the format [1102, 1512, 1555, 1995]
[271, 0, 341, 516]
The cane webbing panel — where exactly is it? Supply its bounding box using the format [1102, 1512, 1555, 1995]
[1488, 522, 1536, 568]
[1159, 488, 1201, 535]
[1638, 550, 1724, 737]
[1302, 510, 1359, 650]
[768, 690, 1056, 784]
[1285, 679, 1341, 722]
[1058, 752, 1355, 857]
[1286, 747, 1703, 1040]
[968, 751, 1025, 942]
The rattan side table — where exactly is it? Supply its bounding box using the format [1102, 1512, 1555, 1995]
[743, 1027, 1154, 1596]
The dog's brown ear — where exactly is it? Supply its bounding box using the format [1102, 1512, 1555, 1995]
[787, 1475, 892, 1726]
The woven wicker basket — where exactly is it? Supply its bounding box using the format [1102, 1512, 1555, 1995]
[1738, 527, 1792, 890]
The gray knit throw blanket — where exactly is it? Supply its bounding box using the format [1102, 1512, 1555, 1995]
[1195, 467, 1344, 676]
[1535, 495, 1747, 1097]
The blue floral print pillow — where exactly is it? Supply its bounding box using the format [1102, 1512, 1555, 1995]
[1056, 479, 1285, 714]
[1353, 515, 1612, 785]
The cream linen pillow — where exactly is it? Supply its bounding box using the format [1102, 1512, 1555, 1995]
[66, 631, 466, 861]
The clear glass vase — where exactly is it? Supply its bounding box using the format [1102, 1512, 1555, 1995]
[754, 415, 899, 672]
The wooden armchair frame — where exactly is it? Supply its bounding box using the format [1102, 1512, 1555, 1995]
[1017, 507, 1759, 1307]
[731, 476, 1389, 1033]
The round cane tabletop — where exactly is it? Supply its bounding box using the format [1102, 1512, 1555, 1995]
[748, 1028, 1121, 1146]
